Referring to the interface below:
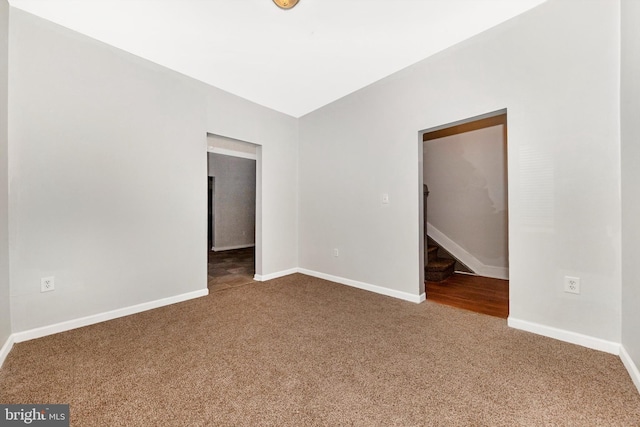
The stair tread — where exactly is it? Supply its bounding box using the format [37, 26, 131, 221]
[427, 245, 439, 262]
[426, 257, 456, 271]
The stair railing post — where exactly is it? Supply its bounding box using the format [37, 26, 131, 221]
[424, 184, 429, 268]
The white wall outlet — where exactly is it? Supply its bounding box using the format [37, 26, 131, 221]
[41, 276, 55, 293]
[333, 248, 339, 257]
[564, 276, 580, 294]
[381, 193, 390, 204]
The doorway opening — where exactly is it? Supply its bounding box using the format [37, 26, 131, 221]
[206, 133, 260, 293]
[420, 110, 509, 318]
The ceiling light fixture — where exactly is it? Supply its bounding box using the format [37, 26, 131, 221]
[272, 0, 299, 10]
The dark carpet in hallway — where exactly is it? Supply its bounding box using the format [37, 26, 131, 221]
[207, 246, 255, 292]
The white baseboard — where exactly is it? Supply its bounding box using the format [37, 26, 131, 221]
[298, 268, 424, 304]
[508, 317, 620, 355]
[620, 345, 640, 394]
[0, 333, 15, 369]
[12, 288, 209, 343]
[212, 244, 255, 252]
[427, 222, 509, 280]
[254, 268, 425, 304]
[254, 268, 298, 282]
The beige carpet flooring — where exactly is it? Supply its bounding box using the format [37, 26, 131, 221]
[1, 274, 639, 426]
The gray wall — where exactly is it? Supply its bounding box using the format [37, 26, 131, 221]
[621, 0, 640, 380]
[299, 0, 622, 343]
[208, 153, 256, 250]
[8, 9, 298, 332]
[8, 9, 206, 331]
[0, 0, 10, 347]
[204, 86, 299, 278]
[3, 0, 634, 372]
[424, 125, 507, 270]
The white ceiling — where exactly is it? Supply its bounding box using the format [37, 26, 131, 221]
[9, 0, 546, 118]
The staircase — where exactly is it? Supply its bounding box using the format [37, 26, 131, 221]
[426, 244, 456, 282]
[423, 184, 471, 282]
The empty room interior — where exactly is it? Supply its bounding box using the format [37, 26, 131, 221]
[1, 0, 640, 424]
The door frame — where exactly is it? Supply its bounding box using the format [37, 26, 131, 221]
[206, 134, 262, 277]
[418, 109, 508, 294]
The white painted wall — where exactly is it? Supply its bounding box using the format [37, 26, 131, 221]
[0, 0, 10, 348]
[204, 85, 299, 279]
[3, 0, 631, 368]
[209, 153, 256, 250]
[299, 0, 621, 343]
[8, 9, 298, 332]
[8, 10, 207, 332]
[424, 125, 507, 270]
[621, 0, 640, 383]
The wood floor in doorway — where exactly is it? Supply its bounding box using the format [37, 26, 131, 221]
[426, 273, 509, 319]
[208, 247, 255, 293]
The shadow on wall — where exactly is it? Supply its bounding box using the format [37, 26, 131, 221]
[423, 123, 508, 271]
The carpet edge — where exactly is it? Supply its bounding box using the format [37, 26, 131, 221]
[298, 268, 425, 303]
[11, 288, 209, 344]
[621, 345, 640, 394]
[507, 316, 620, 354]
[0, 333, 14, 369]
[254, 268, 299, 281]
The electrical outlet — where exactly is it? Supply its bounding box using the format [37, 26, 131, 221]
[333, 248, 339, 257]
[41, 276, 55, 293]
[381, 193, 390, 204]
[564, 276, 580, 294]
